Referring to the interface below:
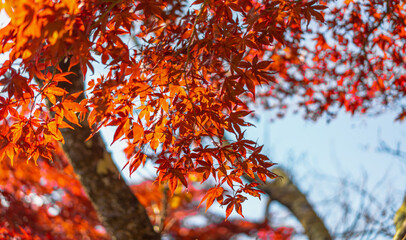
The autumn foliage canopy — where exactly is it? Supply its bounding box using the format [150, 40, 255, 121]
[0, 0, 405, 238]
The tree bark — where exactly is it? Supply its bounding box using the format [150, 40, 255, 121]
[245, 168, 332, 240]
[48, 60, 160, 240]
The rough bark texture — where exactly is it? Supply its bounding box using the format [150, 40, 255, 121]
[51, 60, 160, 240]
[394, 193, 406, 240]
[245, 168, 332, 240]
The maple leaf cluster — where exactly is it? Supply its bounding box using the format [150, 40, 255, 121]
[132, 180, 293, 240]
[256, 0, 406, 121]
[1, 0, 404, 224]
[0, 0, 329, 219]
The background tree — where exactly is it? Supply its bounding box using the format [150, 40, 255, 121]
[0, 150, 293, 240]
[0, 144, 109, 240]
[0, 0, 405, 239]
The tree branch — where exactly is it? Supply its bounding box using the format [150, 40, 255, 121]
[245, 168, 332, 240]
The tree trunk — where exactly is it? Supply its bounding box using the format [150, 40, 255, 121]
[51, 60, 160, 240]
[245, 168, 332, 240]
[394, 193, 406, 240]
